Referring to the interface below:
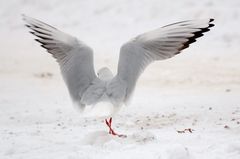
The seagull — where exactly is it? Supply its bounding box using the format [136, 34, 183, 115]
[22, 15, 214, 137]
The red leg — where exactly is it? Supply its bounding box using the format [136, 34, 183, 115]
[105, 117, 127, 138]
[105, 117, 114, 134]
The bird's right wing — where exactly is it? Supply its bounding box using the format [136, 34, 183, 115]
[23, 15, 97, 110]
[116, 19, 214, 103]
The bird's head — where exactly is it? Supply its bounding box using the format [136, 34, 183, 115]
[97, 67, 113, 81]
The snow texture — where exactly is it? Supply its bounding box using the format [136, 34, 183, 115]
[0, 0, 240, 159]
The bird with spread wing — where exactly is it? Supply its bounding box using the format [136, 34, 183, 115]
[23, 15, 214, 137]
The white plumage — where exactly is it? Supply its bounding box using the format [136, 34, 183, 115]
[23, 15, 214, 117]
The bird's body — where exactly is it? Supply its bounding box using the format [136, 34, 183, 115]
[23, 15, 214, 136]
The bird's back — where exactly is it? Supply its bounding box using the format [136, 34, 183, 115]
[79, 76, 127, 117]
[81, 76, 127, 105]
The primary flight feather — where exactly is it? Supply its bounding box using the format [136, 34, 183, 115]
[22, 15, 214, 117]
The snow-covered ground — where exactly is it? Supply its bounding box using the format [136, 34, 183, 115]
[1, 0, 240, 158]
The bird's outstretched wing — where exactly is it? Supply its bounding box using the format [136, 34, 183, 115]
[22, 15, 97, 110]
[117, 19, 214, 103]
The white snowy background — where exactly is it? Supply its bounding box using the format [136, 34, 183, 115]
[0, 0, 240, 159]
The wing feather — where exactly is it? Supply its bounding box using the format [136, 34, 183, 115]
[117, 19, 214, 103]
[23, 15, 97, 110]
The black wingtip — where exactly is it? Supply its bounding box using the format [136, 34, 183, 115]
[35, 38, 42, 44]
[209, 24, 215, 28]
[29, 31, 35, 35]
[25, 24, 31, 28]
[178, 19, 215, 51]
[40, 44, 48, 50]
[209, 19, 215, 28]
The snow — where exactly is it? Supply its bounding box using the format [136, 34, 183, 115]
[1, 0, 240, 158]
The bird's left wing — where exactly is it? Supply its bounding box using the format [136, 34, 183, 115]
[116, 19, 214, 103]
[23, 15, 97, 110]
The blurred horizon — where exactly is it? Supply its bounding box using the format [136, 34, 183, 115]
[0, 0, 240, 89]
